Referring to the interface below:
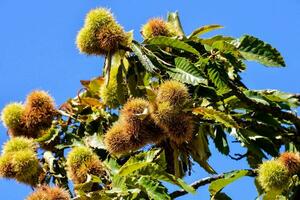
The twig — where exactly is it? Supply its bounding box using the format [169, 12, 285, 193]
[104, 52, 112, 86]
[169, 169, 257, 199]
[229, 153, 248, 161]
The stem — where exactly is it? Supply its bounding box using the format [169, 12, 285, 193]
[169, 169, 257, 199]
[104, 52, 112, 86]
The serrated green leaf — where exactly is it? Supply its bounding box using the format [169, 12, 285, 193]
[206, 61, 231, 94]
[212, 126, 230, 155]
[111, 175, 127, 190]
[104, 158, 120, 175]
[200, 35, 234, 48]
[233, 35, 285, 67]
[138, 176, 171, 200]
[260, 90, 300, 108]
[128, 188, 142, 200]
[136, 154, 195, 193]
[146, 36, 200, 56]
[211, 41, 241, 58]
[188, 24, 223, 39]
[209, 170, 248, 196]
[74, 174, 102, 193]
[224, 90, 276, 109]
[212, 40, 238, 52]
[162, 174, 195, 193]
[126, 66, 138, 97]
[193, 107, 239, 128]
[131, 42, 158, 73]
[244, 90, 271, 106]
[223, 52, 246, 71]
[116, 61, 126, 105]
[168, 57, 207, 85]
[147, 164, 195, 193]
[119, 162, 152, 177]
[190, 128, 216, 174]
[118, 149, 161, 176]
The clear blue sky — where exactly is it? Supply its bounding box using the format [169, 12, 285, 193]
[0, 0, 300, 199]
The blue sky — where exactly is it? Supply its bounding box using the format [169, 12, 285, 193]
[0, 0, 300, 199]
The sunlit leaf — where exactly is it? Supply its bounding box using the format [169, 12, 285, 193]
[131, 42, 158, 73]
[89, 77, 105, 94]
[188, 24, 223, 38]
[209, 170, 248, 196]
[74, 174, 102, 193]
[81, 97, 104, 108]
[233, 35, 285, 67]
[118, 149, 161, 176]
[260, 90, 300, 108]
[138, 176, 171, 200]
[168, 57, 207, 85]
[200, 35, 234, 47]
[146, 36, 200, 56]
[193, 107, 239, 128]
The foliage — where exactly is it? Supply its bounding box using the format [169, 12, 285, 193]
[1, 7, 300, 200]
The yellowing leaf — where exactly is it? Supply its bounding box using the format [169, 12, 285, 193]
[193, 107, 239, 128]
[81, 97, 104, 108]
